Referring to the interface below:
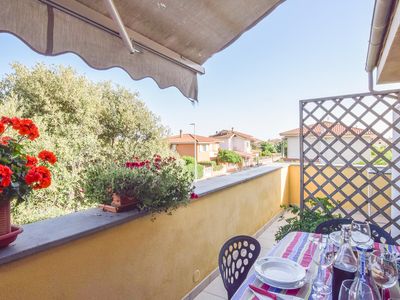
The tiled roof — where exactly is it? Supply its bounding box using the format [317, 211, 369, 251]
[280, 121, 375, 137]
[167, 134, 220, 144]
[210, 130, 258, 142]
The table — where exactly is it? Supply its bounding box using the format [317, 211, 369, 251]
[232, 231, 400, 300]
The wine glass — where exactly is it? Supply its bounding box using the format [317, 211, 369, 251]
[339, 279, 375, 300]
[370, 250, 398, 299]
[312, 237, 335, 299]
[351, 220, 371, 248]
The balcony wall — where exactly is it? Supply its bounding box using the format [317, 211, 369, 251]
[0, 165, 291, 300]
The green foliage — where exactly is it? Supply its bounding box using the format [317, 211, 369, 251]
[217, 149, 242, 164]
[213, 164, 223, 171]
[260, 142, 276, 156]
[354, 145, 392, 166]
[185, 163, 204, 179]
[84, 157, 194, 215]
[182, 156, 195, 165]
[182, 156, 204, 178]
[0, 63, 170, 224]
[275, 197, 341, 242]
[276, 140, 287, 156]
[199, 161, 216, 167]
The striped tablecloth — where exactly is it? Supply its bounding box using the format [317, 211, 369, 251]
[232, 231, 400, 300]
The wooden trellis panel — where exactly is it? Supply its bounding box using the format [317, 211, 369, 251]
[300, 90, 400, 241]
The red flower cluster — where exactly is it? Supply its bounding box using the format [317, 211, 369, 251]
[0, 122, 4, 135]
[38, 150, 57, 165]
[26, 155, 38, 168]
[190, 193, 199, 199]
[25, 166, 52, 190]
[126, 160, 150, 169]
[1, 117, 39, 140]
[125, 155, 177, 171]
[0, 165, 13, 193]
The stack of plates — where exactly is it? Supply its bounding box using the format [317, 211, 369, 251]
[254, 257, 306, 289]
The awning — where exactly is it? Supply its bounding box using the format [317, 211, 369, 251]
[0, 0, 284, 101]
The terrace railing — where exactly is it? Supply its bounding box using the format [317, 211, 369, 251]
[300, 90, 400, 241]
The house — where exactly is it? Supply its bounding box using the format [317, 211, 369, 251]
[167, 130, 220, 162]
[210, 128, 259, 166]
[280, 121, 375, 164]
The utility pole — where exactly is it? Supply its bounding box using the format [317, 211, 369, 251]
[189, 123, 197, 180]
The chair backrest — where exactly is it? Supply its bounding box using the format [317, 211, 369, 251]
[315, 218, 397, 245]
[218, 235, 261, 299]
[315, 218, 352, 234]
[369, 223, 396, 245]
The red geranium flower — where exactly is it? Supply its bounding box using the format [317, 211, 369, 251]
[0, 122, 5, 134]
[0, 116, 14, 126]
[25, 166, 52, 190]
[38, 150, 57, 165]
[0, 164, 13, 193]
[26, 155, 38, 168]
[15, 119, 39, 140]
[0, 136, 12, 146]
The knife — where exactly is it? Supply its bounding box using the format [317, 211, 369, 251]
[249, 285, 277, 300]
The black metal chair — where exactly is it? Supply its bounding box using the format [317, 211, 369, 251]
[315, 218, 397, 245]
[315, 218, 352, 234]
[218, 235, 261, 299]
[369, 223, 396, 245]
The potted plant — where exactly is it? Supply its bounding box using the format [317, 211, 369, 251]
[84, 155, 198, 215]
[0, 116, 57, 247]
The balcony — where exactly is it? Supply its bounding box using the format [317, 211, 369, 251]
[0, 164, 293, 300]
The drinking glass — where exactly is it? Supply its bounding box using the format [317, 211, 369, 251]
[351, 220, 371, 248]
[312, 237, 335, 299]
[339, 279, 375, 300]
[370, 250, 398, 299]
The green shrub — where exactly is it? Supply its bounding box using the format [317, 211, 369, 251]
[182, 156, 195, 165]
[213, 164, 223, 171]
[199, 161, 216, 167]
[217, 149, 242, 164]
[185, 163, 204, 179]
[275, 197, 341, 241]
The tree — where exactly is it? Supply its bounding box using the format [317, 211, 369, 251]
[217, 149, 242, 164]
[260, 142, 276, 156]
[0, 63, 169, 224]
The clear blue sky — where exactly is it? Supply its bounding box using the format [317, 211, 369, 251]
[1, 0, 399, 140]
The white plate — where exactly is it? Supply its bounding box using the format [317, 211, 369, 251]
[255, 257, 306, 285]
[255, 273, 306, 290]
[329, 231, 374, 248]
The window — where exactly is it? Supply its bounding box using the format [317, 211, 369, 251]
[171, 144, 177, 151]
[200, 144, 208, 152]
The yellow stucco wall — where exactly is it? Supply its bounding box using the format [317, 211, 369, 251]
[0, 167, 290, 300]
[288, 164, 391, 216]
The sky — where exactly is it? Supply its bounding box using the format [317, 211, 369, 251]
[1, 0, 399, 140]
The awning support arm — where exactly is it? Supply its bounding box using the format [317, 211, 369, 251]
[103, 0, 140, 54]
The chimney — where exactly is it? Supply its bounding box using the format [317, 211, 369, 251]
[179, 129, 183, 138]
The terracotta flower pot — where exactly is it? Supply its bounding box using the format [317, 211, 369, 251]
[0, 199, 23, 248]
[99, 193, 139, 213]
[0, 200, 11, 236]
